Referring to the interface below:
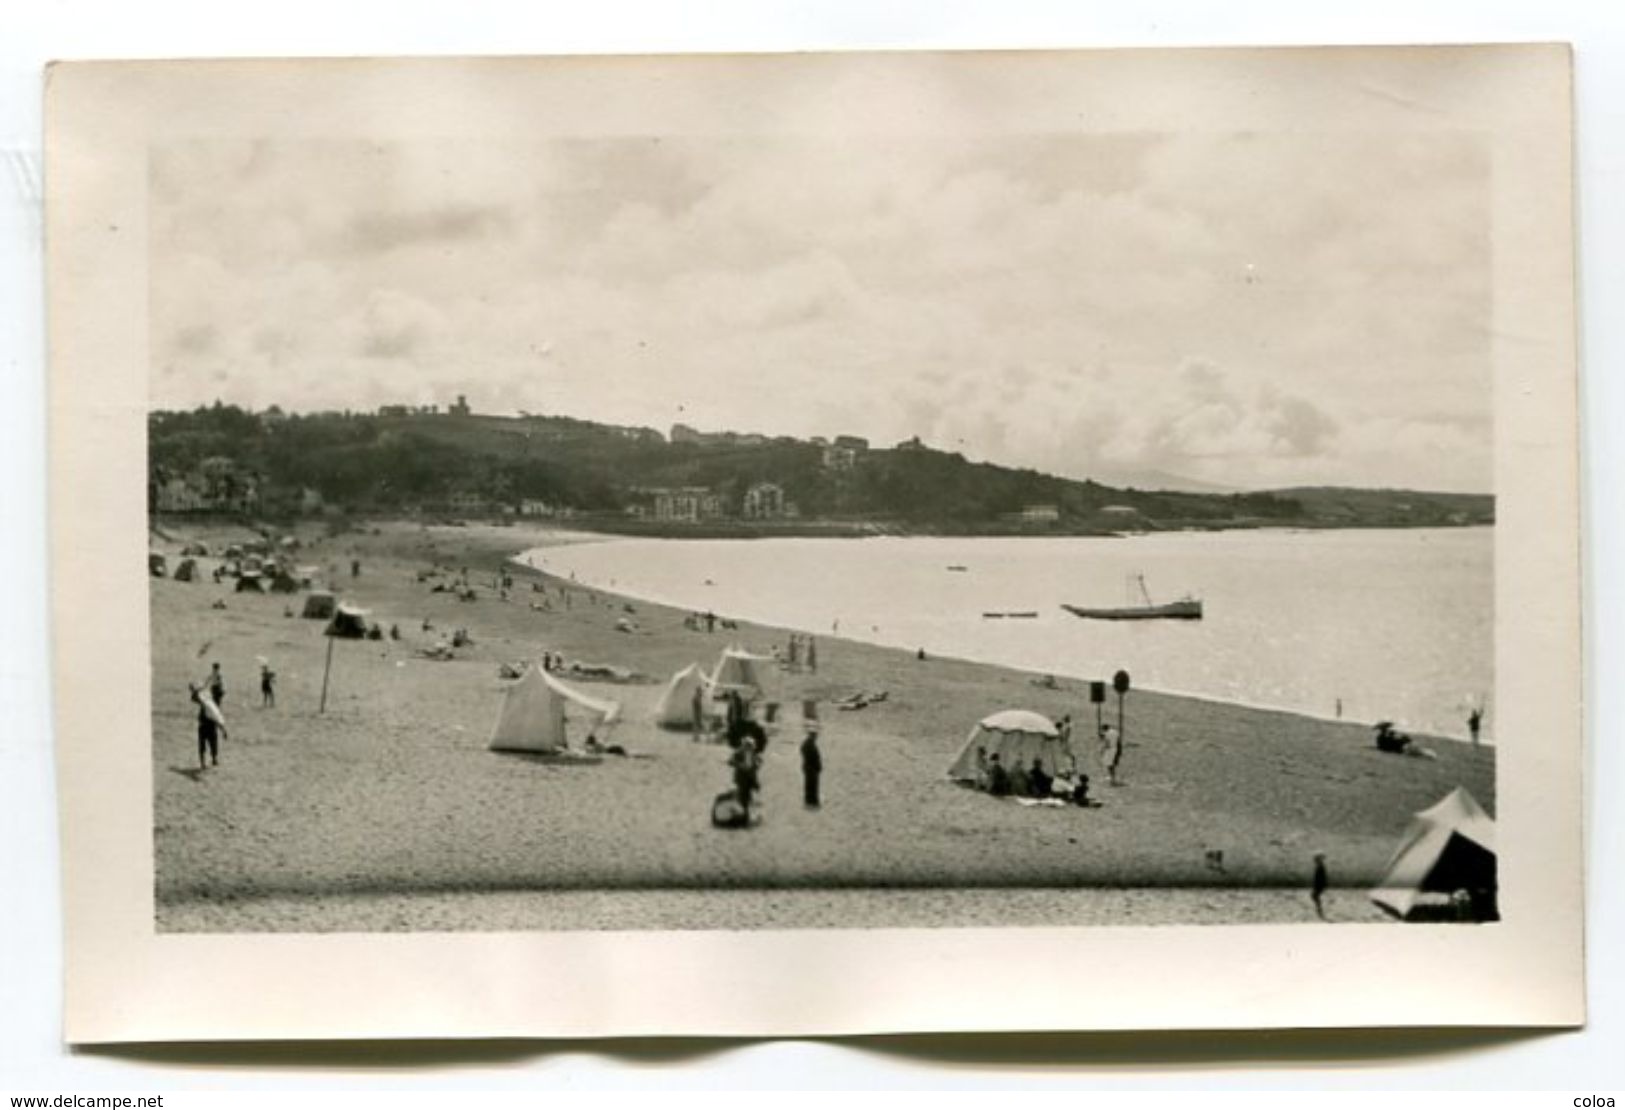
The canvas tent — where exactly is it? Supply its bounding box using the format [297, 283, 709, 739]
[301, 591, 336, 619]
[652, 663, 716, 730]
[173, 557, 198, 582]
[326, 602, 369, 639]
[268, 568, 302, 593]
[1370, 786, 1498, 920]
[235, 571, 266, 593]
[489, 667, 621, 753]
[948, 709, 1077, 782]
[710, 646, 774, 695]
[148, 552, 167, 577]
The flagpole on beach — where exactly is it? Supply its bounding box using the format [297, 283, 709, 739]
[319, 631, 336, 713]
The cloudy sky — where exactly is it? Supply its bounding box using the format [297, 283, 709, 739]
[150, 131, 1491, 492]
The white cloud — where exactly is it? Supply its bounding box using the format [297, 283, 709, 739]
[149, 132, 1493, 491]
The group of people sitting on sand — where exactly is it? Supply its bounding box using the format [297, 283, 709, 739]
[972, 748, 1095, 807]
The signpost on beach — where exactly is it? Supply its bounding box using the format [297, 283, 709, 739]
[1113, 669, 1131, 743]
[319, 627, 337, 713]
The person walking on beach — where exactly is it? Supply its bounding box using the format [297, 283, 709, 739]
[800, 726, 823, 808]
[1467, 706, 1484, 746]
[260, 661, 276, 708]
[208, 662, 226, 709]
[191, 682, 226, 770]
[1311, 852, 1330, 920]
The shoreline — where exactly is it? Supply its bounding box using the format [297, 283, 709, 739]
[146, 517, 1495, 931]
[510, 529, 1485, 748]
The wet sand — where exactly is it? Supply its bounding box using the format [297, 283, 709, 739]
[148, 520, 1494, 931]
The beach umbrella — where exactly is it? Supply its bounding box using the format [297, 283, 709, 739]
[949, 709, 1073, 781]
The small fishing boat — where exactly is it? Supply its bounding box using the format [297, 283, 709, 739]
[1063, 574, 1203, 621]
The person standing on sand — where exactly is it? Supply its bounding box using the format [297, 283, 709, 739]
[1467, 707, 1484, 746]
[260, 662, 276, 708]
[807, 636, 818, 674]
[208, 662, 226, 709]
[1311, 852, 1330, 920]
[729, 735, 760, 818]
[191, 682, 226, 770]
[1098, 722, 1123, 785]
[691, 683, 707, 741]
[800, 726, 823, 808]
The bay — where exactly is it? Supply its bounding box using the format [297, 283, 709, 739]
[531, 527, 1493, 743]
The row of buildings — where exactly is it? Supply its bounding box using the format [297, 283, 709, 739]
[632, 482, 797, 523]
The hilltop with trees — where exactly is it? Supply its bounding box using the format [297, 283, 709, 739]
[147, 402, 1494, 535]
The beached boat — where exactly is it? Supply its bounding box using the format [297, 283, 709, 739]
[1063, 574, 1203, 621]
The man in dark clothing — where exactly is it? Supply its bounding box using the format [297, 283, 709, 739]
[729, 736, 759, 818]
[1467, 707, 1484, 746]
[1311, 852, 1330, 920]
[1028, 757, 1053, 799]
[191, 683, 226, 769]
[208, 662, 226, 708]
[800, 728, 823, 808]
[260, 663, 276, 708]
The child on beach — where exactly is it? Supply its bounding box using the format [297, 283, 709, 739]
[208, 662, 226, 708]
[260, 662, 276, 708]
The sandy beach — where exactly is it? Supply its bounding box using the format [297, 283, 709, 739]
[148, 520, 1494, 932]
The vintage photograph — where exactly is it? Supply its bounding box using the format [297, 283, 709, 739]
[47, 47, 1583, 1040]
[144, 127, 1496, 933]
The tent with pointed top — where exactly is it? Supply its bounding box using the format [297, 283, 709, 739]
[652, 662, 716, 730]
[488, 667, 621, 753]
[948, 709, 1077, 782]
[301, 590, 336, 619]
[709, 645, 774, 695]
[1370, 786, 1497, 920]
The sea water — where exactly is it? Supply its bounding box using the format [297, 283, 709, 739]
[532, 527, 1493, 742]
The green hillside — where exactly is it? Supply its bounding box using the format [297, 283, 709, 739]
[148, 404, 1494, 533]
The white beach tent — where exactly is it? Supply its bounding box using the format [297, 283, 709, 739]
[652, 663, 714, 730]
[709, 645, 774, 695]
[488, 667, 621, 754]
[948, 709, 1077, 782]
[1370, 786, 1497, 919]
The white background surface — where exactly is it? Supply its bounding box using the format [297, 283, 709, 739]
[2, 0, 1620, 1092]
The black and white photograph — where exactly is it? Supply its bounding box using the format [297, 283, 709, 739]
[43, 45, 1582, 1040]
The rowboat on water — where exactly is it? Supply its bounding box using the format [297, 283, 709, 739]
[1062, 574, 1203, 621]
